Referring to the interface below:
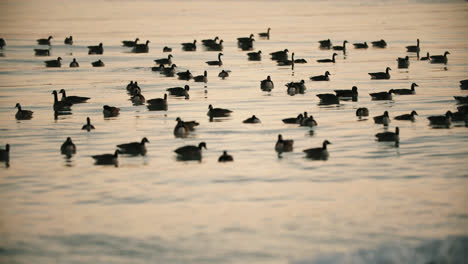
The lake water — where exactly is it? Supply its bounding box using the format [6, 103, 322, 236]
[1, 0, 468, 263]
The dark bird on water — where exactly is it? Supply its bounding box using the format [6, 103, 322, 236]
[15, 103, 33, 120]
[166, 85, 190, 97]
[52, 90, 72, 111]
[103, 105, 120, 117]
[310, 71, 330, 81]
[69, 58, 79, 68]
[430, 51, 449, 64]
[316, 93, 340, 105]
[371, 39, 387, 48]
[390, 83, 418, 95]
[397, 56, 409, 69]
[60, 137, 76, 157]
[247, 50, 262, 61]
[318, 39, 332, 49]
[64, 36, 73, 45]
[275, 134, 293, 153]
[117, 137, 149, 155]
[206, 53, 223, 66]
[147, 94, 168, 111]
[132, 40, 150, 53]
[91, 59, 105, 67]
[207, 104, 232, 118]
[406, 39, 420, 53]
[122, 38, 139, 47]
[92, 150, 121, 165]
[0, 144, 9, 163]
[303, 140, 331, 160]
[88, 43, 103, 54]
[261, 75, 274, 91]
[368, 67, 391, 79]
[37, 36, 53, 45]
[174, 142, 207, 161]
[375, 127, 399, 144]
[395, 111, 418, 121]
[181, 40, 197, 51]
[59, 89, 90, 104]
[334, 86, 358, 101]
[370, 91, 393, 100]
[193, 71, 208, 83]
[155, 54, 173, 65]
[428, 111, 453, 128]
[353, 42, 368, 49]
[373, 111, 391, 126]
[34, 49, 50, 56]
[356, 108, 369, 118]
[258, 27, 271, 39]
[177, 70, 193, 80]
[82, 117, 95, 131]
[44, 57, 62, 67]
[243, 115, 261, 124]
[218, 151, 234, 162]
[317, 53, 338, 63]
[333, 40, 348, 51]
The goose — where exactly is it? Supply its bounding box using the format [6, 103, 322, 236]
[303, 140, 331, 160]
[394, 111, 418, 121]
[334, 86, 358, 101]
[333, 40, 348, 51]
[270, 49, 289, 61]
[88, 43, 103, 54]
[375, 127, 399, 143]
[243, 115, 261, 124]
[454, 96, 468, 104]
[69, 58, 79, 68]
[64, 36, 73, 45]
[201, 36, 219, 46]
[161, 64, 177, 77]
[37, 36, 53, 45]
[397, 56, 409, 68]
[301, 115, 318, 127]
[318, 39, 332, 49]
[368, 67, 391, 79]
[34, 48, 50, 56]
[163, 46, 172, 52]
[285, 80, 306, 94]
[277, 52, 295, 66]
[92, 150, 121, 165]
[174, 142, 206, 161]
[356, 107, 369, 117]
[44, 57, 62, 67]
[52, 90, 72, 111]
[15, 103, 33, 120]
[317, 53, 338, 63]
[260, 76, 274, 91]
[91, 59, 105, 67]
[428, 111, 452, 128]
[103, 105, 120, 117]
[370, 91, 393, 100]
[0, 144, 9, 162]
[59, 89, 90, 104]
[406, 39, 420, 52]
[420, 52, 430, 61]
[218, 151, 234, 162]
[166, 85, 190, 97]
[154, 54, 173, 65]
[317, 93, 340, 105]
[310, 71, 330, 81]
[122, 38, 139, 47]
[131, 90, 146, 105]
[0, 38, 5, 49]
[390, 83, 418, 95]
[207, 104, 232, 118]
[181, 40, 196, 51]
[452, 110, 468, 122]
[247, 50, 262, 61]
[174, 119, 190, 138]
[60, 137, 76, 156]
[373, 111, 390, 126]
[258, 27, 271, 39]
[126, 81, 135, 91]
[460, 79, 468, 90]
[218, 70, 229, 79]
[146, 94, 168, 110]
[132, 40, 149, 53]
[127, 81, 141, 96]
[206, 53, 223, 66]
[175, 117, 199, 131]
[177, 70, 193, 80]
[152, 64, 165, 72]
[371, 39, 387, 48]
[193, 71, 208, 83]
[353, 42, 368, 49]
[207, 39, 223, 51]
[430, 51, 450, 64]
[237, 33, 254, 44]
[282, 113, 303, 124]
[117, 137, 149, 155]
[82, 117, 95, 131]
[275, 134, 293, 153]
[294, 57, 307, 63]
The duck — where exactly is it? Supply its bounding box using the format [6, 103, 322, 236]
[294, 57, 307, 63]
[373, 111, 390, 126]
[122, 38, 139, 47]
[285, 80, 306, 94]
[146, 94, 168, 110]
[260, 76, 274, 91]
[397, 56, 409, 68]
[371, 39, 387, 48]
[82, 117, 95, 131]
[177, 70, 193, 80]
[34, 48, 50, 56]
[64, 36, 73, 45]
[193, 71, 208, 83]
[163, 46, 172, 52]
[201, 36, 219, 47]
[132, 40, 150, 53]
[15, 103, 33, 120]
[390, 83, 418, 95]
[310, 71, 330, 81]
[237, 34, 254, 44]
[60, 137, 76, 156]
[91, 59, 105, 67]
[174, 119, 190, 138]
[375, 127, 399, 144]
[270, 49, 289, 61]
[69, 58, 79, 68]
[370, 91, 393, 100]
[333, 40, 348, 51]
[303, 140, 331, 160]
[275, 134, 293, 153]
[175, 117, 199, 131]
[218, 151, 234, 162]
[218, 70, 229, 79]
[258, 27, 271, 39]
[37, 36, 53, 45]
[167, 85, 190, 97]
[301, 115, 318, 127]
[243, 115, 261, 124]
[206, 53, 223, 66]
[59, 89, 90, 104]
[277, 52, 295, 66]
[318, 39, 332, 49]
[395, 110, 418, 121]
[92, 150, 121, 165]
[207, 39, 223, 51]
[161, 64, 177, 77]
[127, 81, 141, 96]
[152, 64, 165, 72]
[247, 50, 262, 61]
[317, 53, 338, 63]
[428, 111, 452, 128]
[207, 104, 232, 118]
[353, 42, 368, 49]
[154, 54, 173, 65]
[88, 43, 103, 54]
[174, 142, 207, 161]
[282, 113, 303, 124]
[126, 81, 135, 91]
[368, 67, 391, 79]
[0, 38, 5, 49]
[44, 57, 62, 67]
[103, 105, 120, 117]
[0, 144, 9, 162]
[454, 96, 468, 104]
[430, 51, 450, 64]
[52, 90, 72, 111]
[420, 52, 430, 61]
[117, 137, 149, 155]
[356, 107, 369, 118]
[181, 40, 197, 51]
[316, 93, 340, 105]
[131, 90, 146, 105]
[406, 39, 420, 53]
[334, 86, 358, 101]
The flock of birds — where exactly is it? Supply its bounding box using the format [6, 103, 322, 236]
[0, 30, 467, 166]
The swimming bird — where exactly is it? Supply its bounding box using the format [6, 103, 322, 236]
[310, 71, 330, 81]
[454, 96, 468, 104]
[37, 36, 53, 45]
[218, 70, 229, 79]
[122, 38, 139, 47]
[92, 150, 121, 165]
[318, 39, 332, 49]
[282, 113, 303, 124]
[303, 140, 331, 160]
[390, 83, 418, 95]
[261, 76, 274, 91]
[0, 144, 9, 162]
[147, 94, 168, 110]
[193, 71, 208, 83]
[258, 27, 271, 39]
[206, 53, 223, 66]
[406, 39, 420, 53]
[201, 36, 219, 47]
[420, 52, 430, 61]
[317, 53, 338, 63]
[52, 90, 72, 111]
[117, 137, 149, 155]
[371, 39, 387, 48]
[430, 51, 449, 64]
[397, 56, 409, 68]
[207, 104, 232, 118]
[247, 50, 262, 61]
[375, 127, 399, 144]
[82, 117, 95, 131]
[44, 57, 62, 67]
[275, 134, 293, 153]
[166, 85, 190, 97]
[132, 40, 149, 53]
[152, 64, 165, 72]
[103, 105, 120, 117]
[69, 58, 79, 68]
[370, 91, 393, 100]
[286, 80, 306, 95]
[174, 142, 207, 161]
[154, 54, 173, 65]
[64, 36, 73, 45]
[368, 67, 391, 79]
[163, 46, 172, 52]
[218, 151, 234, 162]
[34, 48, 50, 56]
[0, 38, 5, 49]
[177, 70, 193, 80]
[207, 39, 223, 51]
[161, 64, 177, 77]
[373, 111, 390, 126]
[60, 137, 76, 157]
[91, 59, 105, 67]
[277, 52, 295, 66]
[15, 103, 33, 120]
[270, 49, 288, 61]
[243, 115, 261, 124]
[461, 80, 468, 90]
[317, 93, 340, 105]
[333, 40, 348, 51]
[131, 90, 146, 105]
[237, 34, 254, 45]
[127, 81, 141, 96]
[59, 89, 90, 104]
[395, 111, 418, 121]
[301, 115, 318, 127]
[353, 42, 368, 49]
[175, 117, 199, 131]
[181, 40, 196, 51]
[334, 86, 358, 101]
[88, 43, 103, 54]
[173, 119, 190, 138]
[356, 107, 369, 118]
[428, 111, 452, 128]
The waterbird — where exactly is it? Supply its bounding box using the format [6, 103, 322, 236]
[406, 39, 420, 53]
[207, 104, 232, 118]
[373, 111, 391, 126]
[317, 53, 338, 63]
[237, 33, 254, 44]
[181, 40, 196, 51]
[206, 53, 223, 66]
[243, 115, 261, 124]
[454, 96, 468, 104]
[395, 111, 418, 121]
[318, 39, 332, 49]
[92, 150, 121, 165]
[44, 57, 62, 67]
[270, 49, 288, 61]
[175, 117, 199, 131]
[310, 71, 330, 81]
[201, 36, 219, 46]
[375, 127, 399, 144]
[161, 64, 177, 77]
[103, 105, 120, 117]
[428, 111, 453, 128]
[64, 36, 73, 45]
[303, 140, 331, 160]
[82, 117, 95, 131]
[356, 108, 369, 118]
[15, 103, 33, 120]
[174, 142, 207, 161]
[52, 90, 72, 111]
[333, 40, 348, 51]
[131, 90, 146, 105]
[154, 54, 173, 65]
[334, 86, 358, 101]
[132, 40, 149, 53]
[368, 67, 391, 79]
[34, 49, 50, 56]
[0, 144, 9, 162]
[207, 39, 223, 51]
[122, 38, 139, 47]
[461, 79, 468, 90]
[353, 42, 368, 49]
[59, 89, 90, 104]
[316, 93, 340, 105]
[69, 58, 79, 68]
[193, 71, 208, 83]
[37, 36, 53, 45]
[91, 59, 104, 67]
[261, 76, 274, 91]
[258, 27, 271, 39]
[218, 70, 229, 78]
[117, 137, 149, 155]
[300, 115, 318, 127]
[430, 51, 449, 64]
[397, 56, 409, 68]
[166, 85, 190, 97]
[60, 137, 76, 156]
[247, 50, 262, 61]
[177, 70, 193, 80]
[88, 43, 103, 54]
[282, 113, 303, 124]
[277, 52, 295, 66]
[146, 94, 168, 111]
[275, 134, 293, 153]
[163, 46, 172, 52]
[420, 52, 430, 61]
[0, 38, 5, 48]
[369, 91, 393, 100]
[173, 119, 190, 138]
[390, 83, 418, 95]
[371, 39, 387, 48]
[218, 151, 234, 162]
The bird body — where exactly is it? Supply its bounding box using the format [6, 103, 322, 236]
[218, 70, 229, 78]
[59, 89, 90, 104]
[369, 67, 391, 79]
[44, 57, 62, 67]
[15, 103, 33, 120]
[370, 91, 393, 100]
[397, 56, 409, 68]
[132, 40, 150, 53]
[247, 50, 262, 61]
[60, 137, 76, 156]
[69, 58, 79, 68]
[122, 38, 139, 47]
[103, 105, 120, 117]
[92, 150, 120, 165]
[147, 94, 168, 110]
[428, 111, 452, 128]
[261, 76, 274, 91]
[154, 54, 173, 65]
[270, 49, 288, 61]
[406, 39, 420, 52]
[375, 127, 400, 143]
[218, 151, 234, 162]
[181, 40, 197, 51]
[174, 142, 206, 160]
[207, 104, 232, 118]
[243, 115, 261, 124]
[34, 49, 50, 56]
[117, 137, 149, 155]
[275, 134, 293, 153]
[193, 71, 208, 83]
[303, 140, 331, 160]
[174, 120, 190, 138]
[37, 36, 53, 45]
[310, 71, 330, 81]
[333, 40, 348, 51]
[371, 39, 387, 48]
[166, 85, 190, 97]
[206, 53, 223, 66]
[82, 117, 95, 131]
[373, 111, 390, 126]
[88, 43, 103, 54]
[334, 86, 358, 101]
[64, 36, 73, 45]
[317, 93, 340, 105]
[282, 113, 303, 124]
[317, 53, 337, 63]
[395, 111, 418, 121]
[353, 42, 368, 49]
[177, 70, 193, 80]
[258, 28, 271, 39]
[52, 90, 72, 111]
[390, 83, 418, 95]
[430, 51, 450, 64]
[356, 108, 369, 117]
[318, 39, 332, 49]
[91, 59, 105, 67]
[0, 144, 9, 162]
